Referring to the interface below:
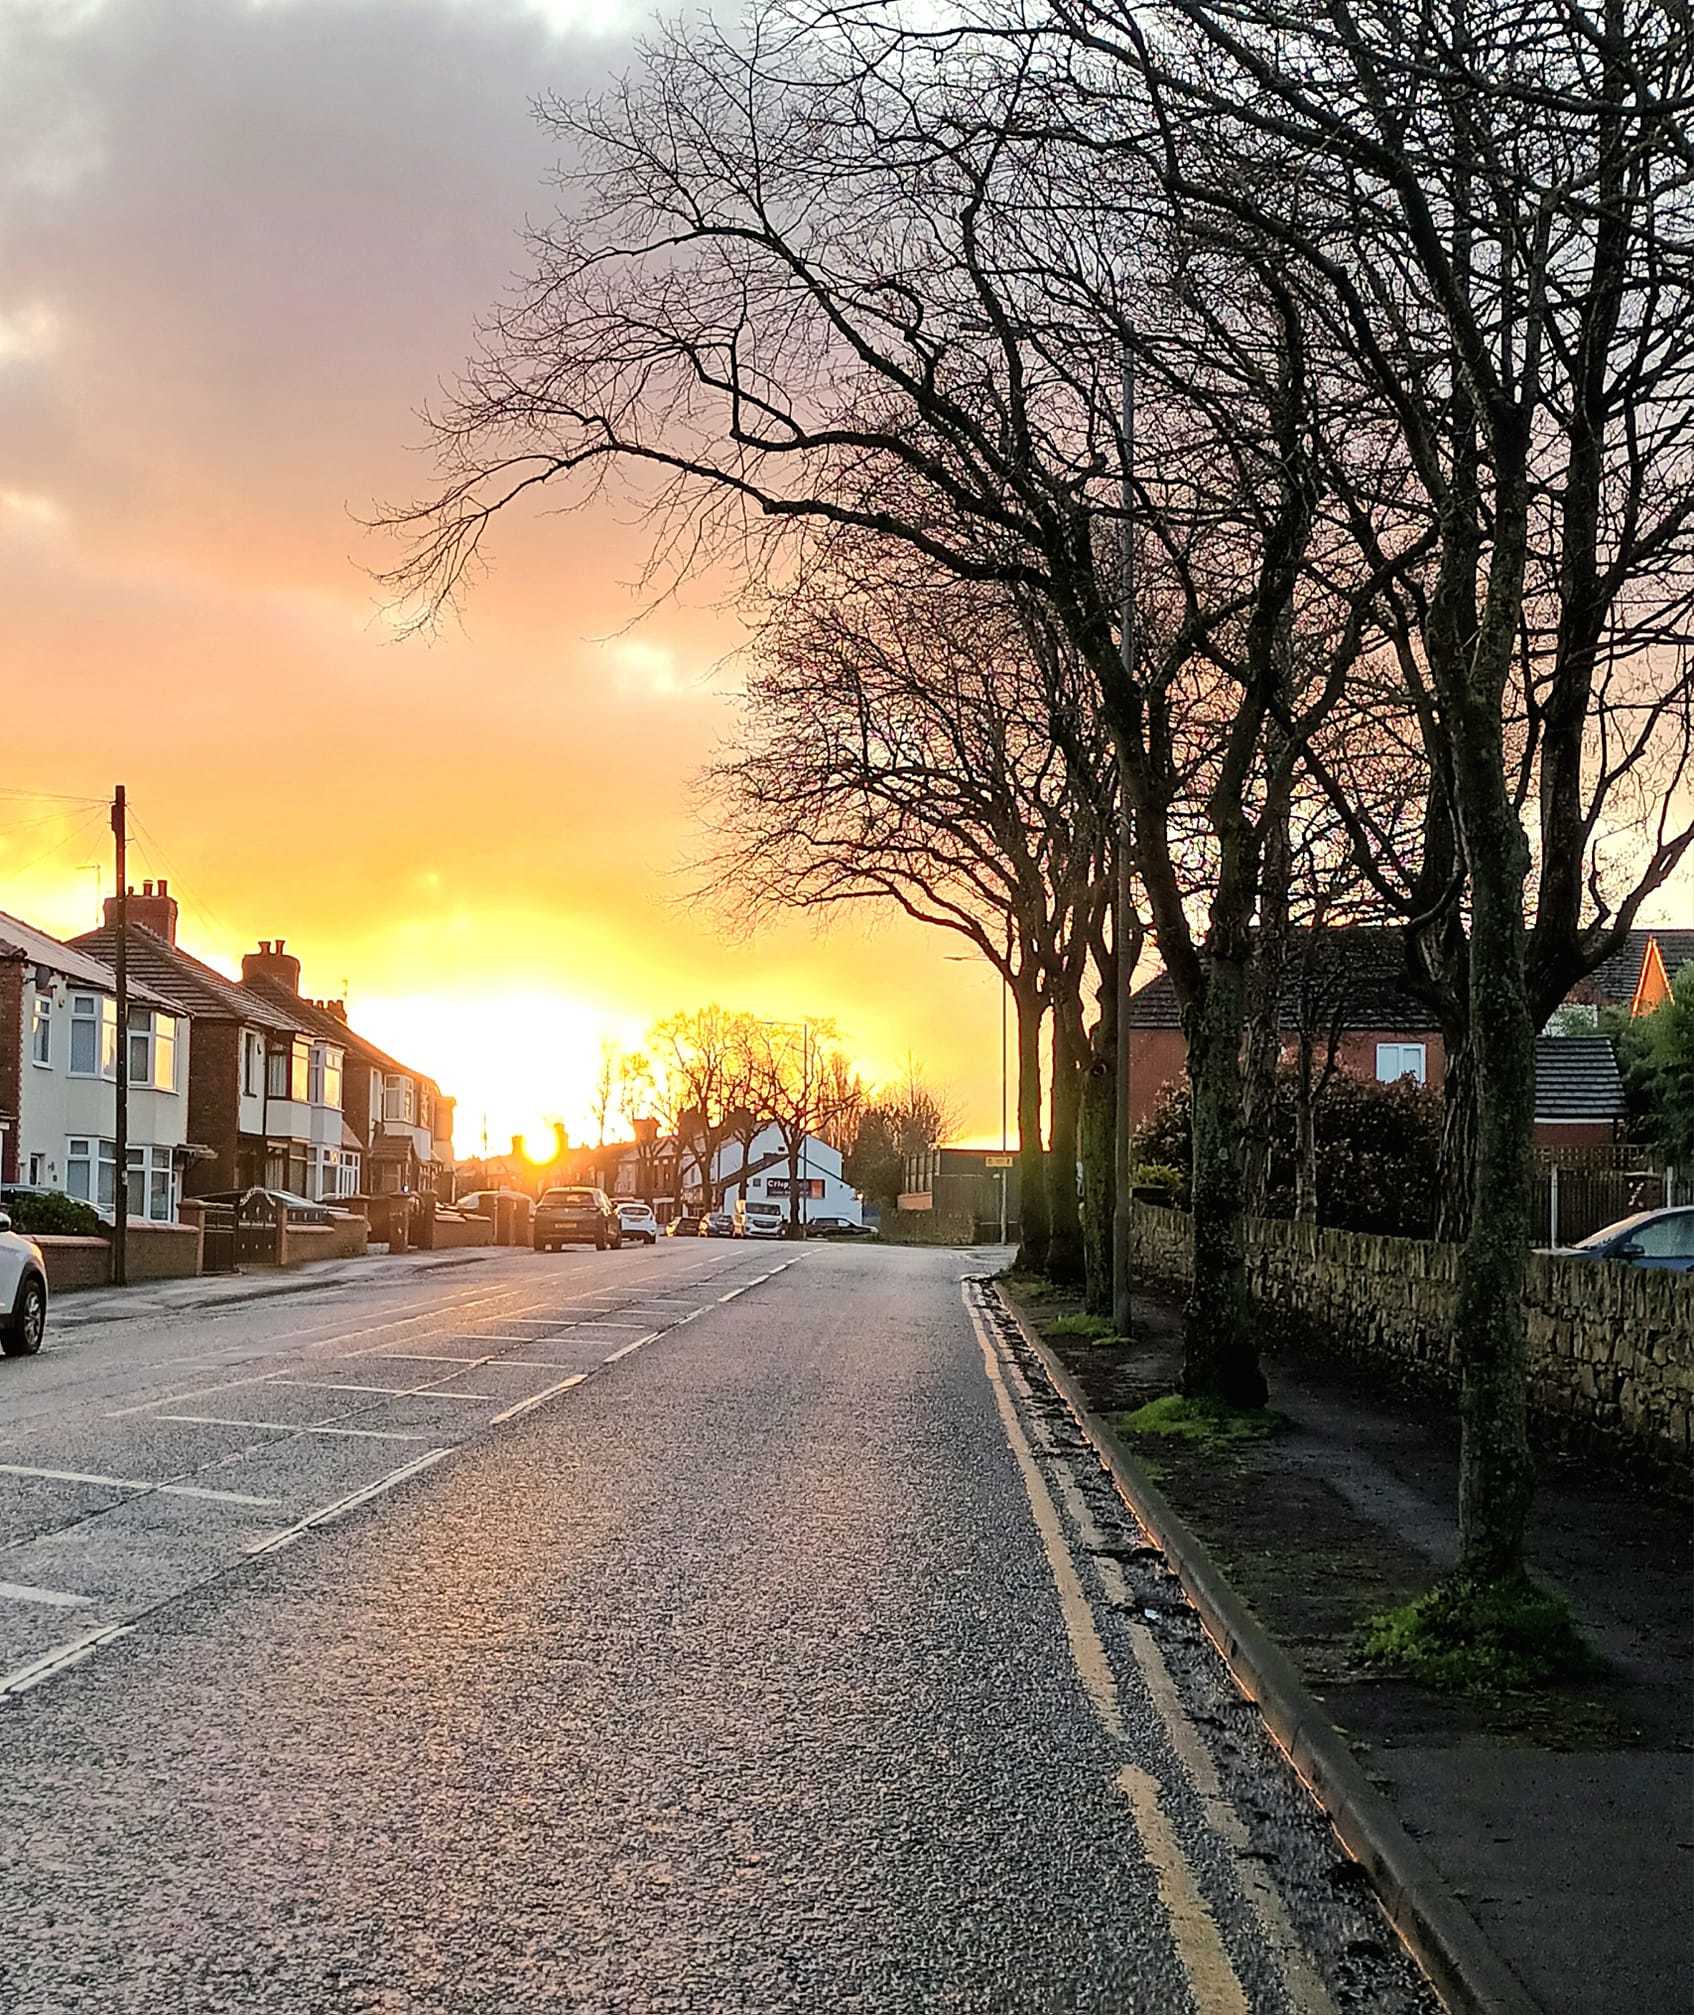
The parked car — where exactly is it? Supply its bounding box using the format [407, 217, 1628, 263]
[734, 1200, 787, 1240]
[1553, 1206, 1694, 1272]
[533, 1186, 621, 1252]
[616, 1201, 659, 1245]
[666, 1212, 705, 1237]
[704, 1211, 735, 1238]
[808, 1215, 872, 1238]
[0, 1209, 48, 1357]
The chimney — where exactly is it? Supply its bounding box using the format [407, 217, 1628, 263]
[242, 936, 302, 993]
[102, 876, 178, 945]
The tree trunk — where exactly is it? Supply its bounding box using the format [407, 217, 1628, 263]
[1453, 823, 1537, 1585]
[1435, 1036, 1478, 1244]
[1293, 1031, 1319, 1225]
[1241, 797, 1292, 1219]
[1046, 1013, 1086, 1286]
[1013, 981, 1049, 1274]
[1182, 956, 1268, 1407]
[785, 1140, 803, 1238]
[1081, 1022, 1116, 1318]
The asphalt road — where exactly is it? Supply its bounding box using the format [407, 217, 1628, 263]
[0, 1240, 1441, 2013]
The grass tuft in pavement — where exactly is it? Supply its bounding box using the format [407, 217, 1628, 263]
[1045, 1312, 1118, 1341]
[1117, 1393, 1280, 1448]
[1361, 1576, 1598, 1693]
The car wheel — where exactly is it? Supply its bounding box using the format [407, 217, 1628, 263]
[595, 1233, 606, 1250]
[3, 1274, 46, 1357]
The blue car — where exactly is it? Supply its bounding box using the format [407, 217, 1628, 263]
[1559, 1207, 1694, 1273]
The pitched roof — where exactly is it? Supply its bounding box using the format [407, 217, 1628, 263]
[69, 923, 304, 1034]
[1578, 928, 1694, 1003]
[0, 909, 185, 1013]
[1534, 1036, 1627, 1122]
[1127, 927, 1442, 1032]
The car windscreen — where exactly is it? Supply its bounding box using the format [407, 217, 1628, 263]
[1571, 1210, 1655, 1251]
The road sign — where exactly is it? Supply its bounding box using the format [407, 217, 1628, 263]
[983, 1153, 1014, 1169]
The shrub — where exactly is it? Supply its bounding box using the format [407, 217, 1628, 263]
[1130, 1162, 1187, 1207]
[1046, 1311, 1116, 1340]
[1136, 1066, 1443, 1237]
[4, 1189, 103, 1237]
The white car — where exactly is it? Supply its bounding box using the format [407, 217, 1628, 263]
[0, 1210, 49, 1357]
[616, 1201, 659, 1245]
[735, 1201, 787, 1240]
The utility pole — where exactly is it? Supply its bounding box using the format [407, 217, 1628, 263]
[1111, 348, 1136, 1338]
[111, 784, 128, 1288]
[1000, 969, 1009, 1246]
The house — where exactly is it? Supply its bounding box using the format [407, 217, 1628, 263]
[1125, 927, 1444, 1131]
[1126, 925, 1688, 1145]
[0, 907, 194, 1221]
[239, 940, 456, 1202]
[709, 1124, 863, 1226]
[73, 885, 342, 1200]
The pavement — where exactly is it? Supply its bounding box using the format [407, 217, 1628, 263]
[0, 1239, 1441, 2012]
[1059, 1287, 1694, 2015]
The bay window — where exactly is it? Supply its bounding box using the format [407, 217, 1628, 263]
[308, 1043, 344, 1109]
[66, 1137, 117, 1213]
[66, 1139, 177, 1221]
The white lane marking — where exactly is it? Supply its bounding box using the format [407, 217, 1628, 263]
[0, 1580, 93, 1610]
[155, 1414, 436, 1445]
[602, 1331, 661, 1364]
[0, 1623, 130, 1701]
[488, 1375, 588, 1426]
[717, 1288, 747, 1303]
[359, 1351, 485, 1364]
[247, 1448, 453, 1556]
[263, 1379, 490, 1400]
[960, 1288, 1252, 2014]
[0, 1461, 281, 1508]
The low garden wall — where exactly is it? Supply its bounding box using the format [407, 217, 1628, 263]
[881, 1206, 979, 1246]
[36, 1235, 111, 1292]
[425, 1211, 495, 1250]
[280, 1214, 369, 1267]
[36, 1220, 205, 1292]
[1132, 1204, 1692, 1476]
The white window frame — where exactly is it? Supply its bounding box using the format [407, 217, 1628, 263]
[384, 1076, 416, 1125]
[30, 990, 52, 1067]
[125, 1009, 179, 1093]
[308, 1043, 344, 1110]
[66, 1136, 117, 1213]
[69, 993, 118, 1079]
[125, 1143, 176, 1223]
[1375, 1041, 1428, 1086]
[243, 1030, 263, 1097]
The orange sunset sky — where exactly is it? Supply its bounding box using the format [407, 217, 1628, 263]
[0, 0, 1012, 1154]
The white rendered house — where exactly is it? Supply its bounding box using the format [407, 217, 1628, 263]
[1, 909, 193, 1222]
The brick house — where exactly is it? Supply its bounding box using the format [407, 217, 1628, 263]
[0, 907, 194, 1220]
[73, 886, 346, 1200]
[240, 942, 456, 1202]
[1126, 925, 1688, 1145]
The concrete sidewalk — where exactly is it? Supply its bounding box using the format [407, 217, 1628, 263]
[1044, 1288, 1693, 2015]
[49, 1243, 511, 1333]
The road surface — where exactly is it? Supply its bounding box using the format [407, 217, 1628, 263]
[0, 1239, 1438, 2012]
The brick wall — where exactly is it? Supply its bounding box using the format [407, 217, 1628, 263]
[1131, 1204, 1692, 1478]
[185, 1019, 241, 1194]
[0, 957, 23, 1185]
[882, 1206, 980, 1246]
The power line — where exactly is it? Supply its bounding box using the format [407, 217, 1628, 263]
[0, 803, 108, 884]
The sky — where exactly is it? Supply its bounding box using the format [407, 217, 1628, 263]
[0, 0, 1013, 1154]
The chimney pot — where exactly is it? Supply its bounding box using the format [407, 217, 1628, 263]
[158, 879, 168, 897]
[141, 880, 153, 897]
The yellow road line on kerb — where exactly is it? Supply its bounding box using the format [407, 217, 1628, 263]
[960, 1288, 1250, 2015]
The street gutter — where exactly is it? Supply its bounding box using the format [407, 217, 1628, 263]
[992, 1281, 1544, 2015]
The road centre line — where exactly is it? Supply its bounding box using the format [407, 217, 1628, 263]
[246, 1448, 454, 1557]
[0, 1623, 131, 1702]
[0, 1461, 280, 1508]
[602, 1331, 662, 1363]
[488, 1376, 589, 1425]
[156, 1414, 437, 1445]
[0, 1580, 93, 1609]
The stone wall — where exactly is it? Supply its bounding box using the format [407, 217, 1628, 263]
[882, 1206, 980, 1246]
[1131, 1204, 1692, 1476]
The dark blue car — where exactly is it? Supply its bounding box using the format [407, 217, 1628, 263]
[1560, 1207, 1694, 1273]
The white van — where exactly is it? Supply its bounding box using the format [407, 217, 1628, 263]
[734, 1199, 787, 1240]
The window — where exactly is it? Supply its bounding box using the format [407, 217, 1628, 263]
[1632, 1212, 1694, 1260]
[370, 1068, 382, 1124]
[125, 1009, 179, 1092]
[125, 1144, 175, 1223]
[30, 991, 51, 1066]
[384, 1076, 416, 1124]
[1375, 1042, 1427, 1086]
[267, 1043, 289, 1099]
[243, 1031, 263, 1097]
[69, 994, 117, 1078]
[27, 1153, 44, 1186]
[290, 1039, 309, 1103]
[311, 1145, 359, 1201]
[308, 1043, 343, 1110]
[66, 1137, 117, 1213]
